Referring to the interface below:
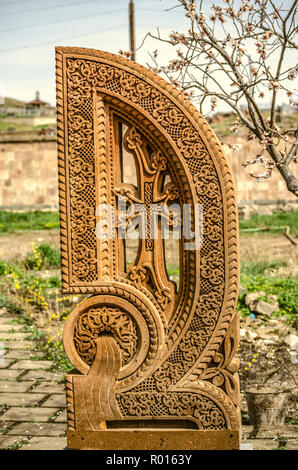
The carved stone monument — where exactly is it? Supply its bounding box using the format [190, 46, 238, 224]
[56, 46, 241, 450]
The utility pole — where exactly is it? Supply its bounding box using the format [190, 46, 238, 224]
[129, 0, 135, 61]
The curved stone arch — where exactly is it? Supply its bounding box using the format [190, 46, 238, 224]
[95, 93, 199, 346]
[56, 47, 240, 444]
[56, 47, 239, 368]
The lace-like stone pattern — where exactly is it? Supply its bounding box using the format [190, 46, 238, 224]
[56, 47, 240, 447]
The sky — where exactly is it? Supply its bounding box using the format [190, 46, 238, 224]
[0, 0, 295, 112]
[0, 0, 187, 106]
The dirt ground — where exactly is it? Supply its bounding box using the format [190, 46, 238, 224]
[240, 233, 297, 264]
[0, 229, 296, 265]
[0, 230, 60, 262]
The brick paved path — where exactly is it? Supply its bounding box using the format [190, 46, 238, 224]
[0, 308, 67, 450]
[0, 307, 297, 450]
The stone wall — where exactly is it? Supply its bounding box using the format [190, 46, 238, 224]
[222, 136, 297, 203]
[0, 136, 58, 209]
[0, 135, 296, 212]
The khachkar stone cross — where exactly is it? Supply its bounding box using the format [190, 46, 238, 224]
[56, 46, 241, 450]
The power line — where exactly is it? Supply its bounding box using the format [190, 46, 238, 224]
[0, 0, 33, 5]
[0, 0, 101, 16]
[0, 8, 127, 33]
[0, 24, 127, 53]
[0, 22, 157, 54]
[138, 8, 169, 12]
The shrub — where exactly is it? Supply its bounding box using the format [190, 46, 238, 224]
[37, 243, 60, 267]
[0, 294, 23, 314]
[24, 243, 60, 270]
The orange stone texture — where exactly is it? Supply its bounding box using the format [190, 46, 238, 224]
[56, 47, 241, 450]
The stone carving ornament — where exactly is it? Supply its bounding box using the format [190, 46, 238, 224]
[56, 47, 240, 450]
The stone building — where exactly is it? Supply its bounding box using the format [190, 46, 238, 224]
[0, 92, 56, 118]
[25, 91, 56, 117]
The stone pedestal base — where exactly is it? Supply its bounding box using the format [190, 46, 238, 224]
[67, 429, 240, 450]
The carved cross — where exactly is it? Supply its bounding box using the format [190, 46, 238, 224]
[113, 126, 180, 316]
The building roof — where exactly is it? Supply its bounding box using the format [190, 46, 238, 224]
[26, 99, 50, 106]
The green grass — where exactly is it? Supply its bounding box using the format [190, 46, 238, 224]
[286, 417, 298, 425]
[238, 265, 298, 325]
[0, 211, 59, 233]
[0, 119, 56, 133]
[44, 339, 73, 372]
[0, 302, 72, 372]
[239, 211, 298, 236]
[166, 263, 180, 286]
[37, 243, 60, 267]
[208, 115, 237, 137]
[0, 261, 5, 276]
[19, 315, 72, 372]
[48, 275, 61, 288]
[240, 260, 288, 277]
[0, 293, 23, 314]
[34, 124, 56, 130]
[0, 120, 32, 132]
[208, 112, 298, 138]
[167, 259, 297, 326]
[0, 210, 296, 236]
[24, 242, 60, 270]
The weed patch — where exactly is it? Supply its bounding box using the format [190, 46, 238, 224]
[24, 242, 60, 270]
[238, 272, 298, 326]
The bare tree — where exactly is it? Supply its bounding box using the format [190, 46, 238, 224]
[132, 0, 298, 196]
